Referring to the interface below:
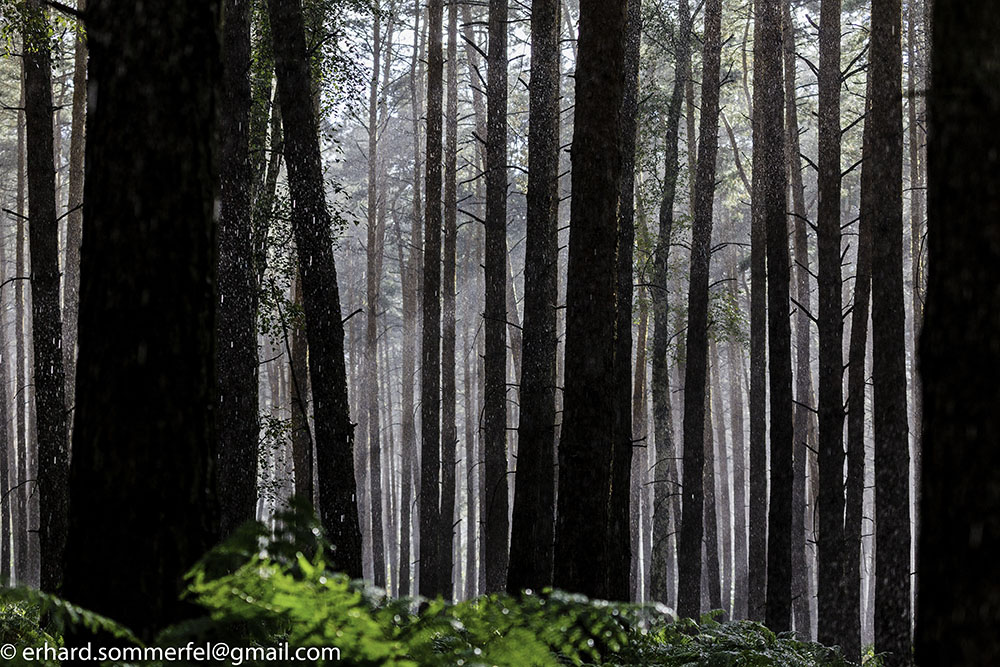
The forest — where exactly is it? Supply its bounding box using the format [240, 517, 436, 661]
[0, 0, 996, 665]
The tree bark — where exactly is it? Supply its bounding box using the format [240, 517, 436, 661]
[677, 0, 722, 620]
[217, 0, 260, 538]
[483, 0, 509, 594]
[553, 0, 628, 601]
[440, 0, 458, 600]
[507, 0, 561, 595]
[62, 0, 220, 638]
[916, 3, 1000, 661]
[23, 0, 69, 594]
[869, 0, 911, 663]
[268, 0, 363, 577]
[650, 0, 690, 606]
[755, 0, 792, 633]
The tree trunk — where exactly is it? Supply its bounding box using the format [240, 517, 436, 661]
[553, 0, 628, 601]
[816, 0, 849, 647]
[365, 2, 387, 589]
[62, 0, 86, 419]
[782, 0, 815, 639]
[755, 0, 792, 633]
[62, 0, 220, 638]
[916, 3, 1000, 661]
[440, 0, 459, 600]
[710, 340, 732, 616]
[869, 0, 911, 663]
[14, 64, 27, 586]
[650, 0, 690, 606]
[483, 0, 509, 594]
[630, 297, 649, 601]
[704, 388, 722, 612]
[727, 312, 749, 619]
[507, 0, 561, 595]
[268, 0, 363, 577]
[677, 0, 722, 620]
[217, 0, 260, 538]
[23, 0, 69, 594]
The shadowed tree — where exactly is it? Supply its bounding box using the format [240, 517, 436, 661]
[677, 0, 722, 621]
[553, 0, 628, 601]
[62, 0, 220, 638]
[507, 0, 561, 595]
[268, 0, 363, 576]
[917, 2, 1000, 662]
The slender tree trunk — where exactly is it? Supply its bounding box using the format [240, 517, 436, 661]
[650, 0, 690, 606]
[710, 340, 732, 616]
[507, 0, 561, 595]
[869, 0, 911, 663]
[62, 0, 220, 637]
[754, 0, 792, 633]
[608, 0, 641, 602]
[268, 0, 363, 577]
[289, 272, 312, 503]
[439, 0, 459, 600]
[217, 0, 260, 537]
[419, 0, 444, 598]
[63, 0, 86, 418]
[23, 1, 69, 593]
[14, 65, 27, 586]
[816, 0, 849, 647]
[844, 72, 875, 661]
[704, 388, 722, 612]
[463, 320, 478, 600]
[916, 3, 1000, 661]
[630, 298, 649, 601]
[483, 0, 509, 594]
[365, 2, 387, 589]
[783, 0, 815, 639]
[727, 313, 749, 619]
[677, 0, 722, 620]
[553, 0, 629, 601]
[0, 233, 10, 583]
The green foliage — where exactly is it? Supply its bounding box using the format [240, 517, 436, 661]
[0, 509, 860, 666]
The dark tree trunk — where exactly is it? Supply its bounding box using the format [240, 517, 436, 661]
[268, 0, 362, 577]
[553, 0, 628, 601]
[62, 0, 220, 638]
[217, 0, 260, 538]
[844, 72, 875, 661]
[397, 0, 422, 599]
[917, 3, 1000, 662]
[365, 3, 387, 589]
[289, 273, 312, 503]
[755, 0, 792, 633]
[23, 0, 69, 594]
[816, 0, 849, 648]
[14, 68, 28, 586]
[62, 0, 86, 418]
[483, 0, 509, 594]
[609, 0, 641, 603]
[507, 0, 561, 595]
[783, 0, 815, 639]
[440, 0, 458, 600]
[650, 0, 690, 608]
[869, 0, 911, 663]
[420, 0, 443, 598]
[727, 307, 749, 620]
[677, 0, 722, 620]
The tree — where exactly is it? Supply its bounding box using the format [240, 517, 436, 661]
[650, 0, 691, 607]
[440, 0, 458, 599]
[783, 0, 816, 637]
[755, 0, 792, 633]
[507, 0, 561, 595]
[62, 0, 220, 637]
[553, 0, 628, 601]
[869, 0, 911, 663]
[483, 0, 509, 594]
[420, 0, 444, 598]
[917, 3, 1000, 662]
[268, 0, 363, 577]
[217, 0, 260, 538]
[22, 0, 69, 594]
[677, 0, 722, 620]
[816, 0, 848, 648]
